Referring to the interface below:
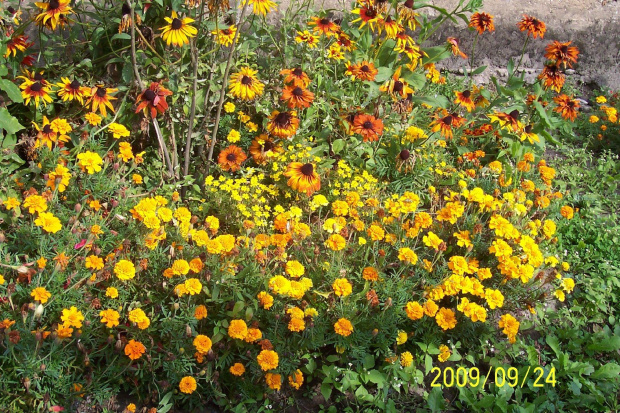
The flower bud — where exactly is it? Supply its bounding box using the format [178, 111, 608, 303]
[74, 203, 82, 212]
[34, 304, 44, 320]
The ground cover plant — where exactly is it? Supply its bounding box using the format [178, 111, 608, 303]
[0, 0, 619, 411]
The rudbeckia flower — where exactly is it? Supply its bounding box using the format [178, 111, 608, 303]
[4, 34, 31, 58]
[447, 37, 467, 59]
[488, 110, 524, 132]
[553, 94, 580, 121]
[353, 114, 384, 142]
[454, 89, 475, 112]
[283, 162, 321, 196]
[379, 67, 414, 100]
[229, 67, 264, 100]
[397, 0, 420, 30]
[377, 16, 401, 39]
[211, 25, 237, 46]
[119, 2, 141, 33]
[34, 0, 73, 30]
[544, 41, 579, 68]
[538, 63, 565, 92]
[281, 67, 311, 88]
[351, 6, 382, 30]
[135, 82, 173, 118]
[345, 61, 378, 81]
[430, 111, 465, 139]
[240, 0, 277, 16]
[249, 135, 281, 164]
[469, 12, 494, 34]
[20, 79, 53, 107]
[57, 77, 91, 104]
[267, 110, 299, 138]
[520, 125, 540, 144]
[308, 16, 340, 37]
[517, 15, 546, 39]
[88, 85, 118, 117]
[160, 11, 197, 47]
[294, 30, 319, 48]
[281, 85, 315, 109]
[218, 145, 247, 172]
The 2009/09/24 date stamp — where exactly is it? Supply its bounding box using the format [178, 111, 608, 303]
[429, 366, 556, 388]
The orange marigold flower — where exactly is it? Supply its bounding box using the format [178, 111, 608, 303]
[124, 339, 146, 360]
[334, 317, 354, 337]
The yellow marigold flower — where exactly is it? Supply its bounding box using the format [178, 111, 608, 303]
[230, 362, 245, 376]
[31, 287, 51, 303]
[61, 306, 84, 328]
[132, 174, 143, 184]
[105, 287, 119, 298]
[400, 351, 413, 367]
[114, 260, 136, 280]
[3, 197, 21, 210]
[485, 288, 504, 309]
[128, 308, 150, 329]
[405, 301, 424, 320]
[498, 314, 520, 343]
[34, 212, 62, 233]
[332, 278, 352, 297]
[47, 164, 71, 192]
[124, 339, 146, 360]
[85, 112, 102, 126]
[126, 403, 136, 412]
[23, 195, 47, 214]
[595, 96, 607, 103]
[77, 151, 103, 174]
[367, 224, 385, 241]
[560, 205, 574, 219]
[85, 255, 104, 270]
[184, 278, 202, 295]
[334, 317, 353, 337]
[398, 247, 418, 264]
[325, 234, 346, 251]
[172, 259, 190, 276]
[562, 262, 570, 271]
[179, 376, 197, 394]
[332, 200, 349, 216]
[99, 309, 120, 328]
[362, 266, 379, 281]
[562, 278, 575, 293]
[227, 129, 241, 143]
[228, 319, 248, 340]
[288, 369, 304, 389]
[224, 102, 236, 113]
[542, 219, 556, 238]
[265, 372, 282, 390]
[435, 308, 457, 330]
[257, 349, 279, 371]
[257, 291, 274, 309]
[107, 122, 130, 139]
[193, 334, 212, 354]
[194, 305, 208, 320]
[423, 231, 443, 250]
[118, 142, 134, 162]
[438, 345, 451, 362]
[288, 318, 305, 332]
[396, 330, 408, 345]
[423, 300, 439, 317]
[285, 260, 305, 278]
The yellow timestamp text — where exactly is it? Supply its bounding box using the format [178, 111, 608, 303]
[429, 366, 556, 388]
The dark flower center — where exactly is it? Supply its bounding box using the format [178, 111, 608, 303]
[122, 3, 131, 16]
[404, 0, 414, 9]
[292, 87, 304, 97]
[96, 87, 107, 98]
[385, 16, 393, 24]
[443, 115, 453, 125]
[48, 0, 60, 10]
[300, 163, 314, 176]
[70, 79, 81, 89]
[143, 89, 156, 102]
[274, 112, 291, 126]
[42, 124, 52, 134]
[8, 6, 16, 14]
[462, 90, 471, 98]
[262, 141, 274, 151]
[30, 82, 42, 92]
[525, 124, 533, 133]
[399, 149, 410, 160]
[364, 8, 377, 19]
[560, 45, 568, 54]
[292, 67, 303, 76]
[224, 15, 234, 25]
[363, 120, 373, 129]
[34, 73, 44, 81]
[361, 65, 370, 72]
[171, 18, 183, 30]
[226, 153, 237, 162]
[320, 18, 330, 25]
[509, 109, 519, 120]
[393, 81, 404, 92]
[241, 75, 252, 85]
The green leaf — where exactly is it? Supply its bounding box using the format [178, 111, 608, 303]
[111, 33, 131, 41]
[427, 387, 446, 412]
[592, 363, 620, 380]
[470, 65, 487, 76]
[0, 107, 25, 135]
[587, 335, 620, 352]
[332, 139, 345, 154]
[321, 382, 333, 401]
[0, 79, 23, 103]
[362, 354, 375, 369]
[401, 72, 427, 90]
[367, 370, 385, 386]
[422, 46, 451, 65]
[374, 67, 392, 83]
[546, 335, 562, 357]
[410, 95, 449, 108]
